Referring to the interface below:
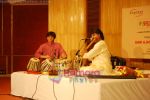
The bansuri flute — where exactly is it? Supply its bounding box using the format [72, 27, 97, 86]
[81, 38, 96, 66]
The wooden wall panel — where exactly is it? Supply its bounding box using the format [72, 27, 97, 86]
[0, 56, 6, 72]
[13, 5, 48, 55]
[0, 4, 48, 74]
[86, 0, 100, 36]
[0, 4, 2, 55]
[13, 5, 48, 71]
[48, 0, 86, 59]
[0, 3, 11, 74]
[3, 3, 11, 55]
[100, 0, 150, 69]
[13, 56, 32, 71]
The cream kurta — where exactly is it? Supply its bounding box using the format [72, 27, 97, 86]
[80, 40, 112, 75]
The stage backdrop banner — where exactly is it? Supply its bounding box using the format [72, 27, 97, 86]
[122, 6, 150, 59]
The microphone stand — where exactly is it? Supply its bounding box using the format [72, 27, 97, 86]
[74, 39, 89, 69]
[76, 38, 90, 56]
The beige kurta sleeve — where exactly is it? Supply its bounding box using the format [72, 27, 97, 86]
[83, 40, 105, 60]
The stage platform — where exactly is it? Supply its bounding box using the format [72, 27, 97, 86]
[11, 71, 150, 100]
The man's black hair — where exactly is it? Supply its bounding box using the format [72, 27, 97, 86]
[95, 28, 104, 40]
[46, 31, 56, 39]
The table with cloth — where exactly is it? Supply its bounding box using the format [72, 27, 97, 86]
[11, 71, 150, 100]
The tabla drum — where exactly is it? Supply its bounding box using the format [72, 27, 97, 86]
[27, 57, 40, 72]
[54, 59, 72, 74]
[40, 59, 54, 72]
[54, 59, 70, 68]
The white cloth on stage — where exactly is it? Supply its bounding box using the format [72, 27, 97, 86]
[11, 71, 150, 100]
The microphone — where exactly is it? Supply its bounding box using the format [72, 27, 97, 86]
[76, 37, 92, 56]
[75, 50, 80, 55]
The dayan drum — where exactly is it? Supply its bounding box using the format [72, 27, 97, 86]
[40, 59, 54, 72]
[41, 59, 72, 75]
[27, 57, 40, 72]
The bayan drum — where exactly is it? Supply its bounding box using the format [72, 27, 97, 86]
[27, 57, 40, 72]
[40, 59, 54, 72]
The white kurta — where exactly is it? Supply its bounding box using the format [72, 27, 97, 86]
[80, 40, 112, 75]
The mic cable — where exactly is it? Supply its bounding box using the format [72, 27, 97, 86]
[31, 74, 42, 99]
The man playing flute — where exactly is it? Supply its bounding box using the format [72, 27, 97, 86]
[80, 28, 112, 75]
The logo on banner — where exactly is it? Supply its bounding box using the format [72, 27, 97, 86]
[130, 9, 143, 17]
